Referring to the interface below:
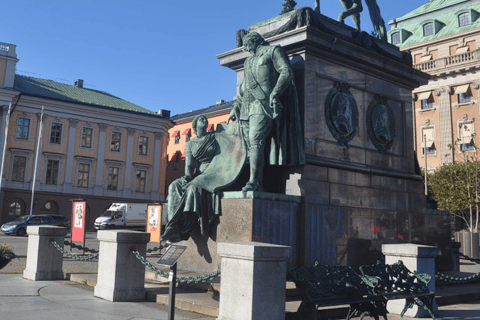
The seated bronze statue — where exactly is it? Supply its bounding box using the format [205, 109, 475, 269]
[161, 115, 246, 243]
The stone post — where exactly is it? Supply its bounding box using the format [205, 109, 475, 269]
[217, 242, 292, 320]
[23, 226, 68, 281]
[94, 230, 150, 301]
[382, 243, 439, 317]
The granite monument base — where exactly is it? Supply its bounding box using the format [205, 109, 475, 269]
[175, 191, 301, 273]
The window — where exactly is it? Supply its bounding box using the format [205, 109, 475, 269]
[49, 123, 62, 144]
[107, 166, 119, 190]
[111, 132, 121, 152]
[136, 170, 146, 192]
[77, 163, 90, 187]
[421, 127, 436, 155]
[81, 127, 93, 148]
[391, 32, 401, 45]
[455, 85, 472, 104]
[459, 93, 472, 104]
[423, 23, 434, 36]
[12, 156, 26, 181]
[459, 121, 475, 151]
[45, 160, 59, 185]
[186, 133, 191, 142]
[459, 12, 471, 27]
[138, 136, 148, 155]
[175, 135, 180, 144]
[8, 202, 22, 219]
[422, 99, 433, 109]
[16, 118, 30, 140]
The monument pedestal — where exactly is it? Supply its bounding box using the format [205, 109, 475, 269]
[176, 191, 301, 273]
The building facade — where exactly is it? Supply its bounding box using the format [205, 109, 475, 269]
[389, 0, 480, 171]
[165, 100, 232, 194]
[0, 42, 173, 229]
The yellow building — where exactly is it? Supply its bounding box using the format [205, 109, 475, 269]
[0, 42, 173, 229]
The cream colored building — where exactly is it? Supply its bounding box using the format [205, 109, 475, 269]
[389, 0, 480, 171]
[0, 41, 173, 229]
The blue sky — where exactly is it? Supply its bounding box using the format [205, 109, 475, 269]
[2, 0, 425, 116]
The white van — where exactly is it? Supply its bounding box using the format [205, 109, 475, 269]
[94, 203, 148, 230]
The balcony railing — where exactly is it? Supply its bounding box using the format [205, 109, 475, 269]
[0, 42, 16, 57]
[414, 49, 480, 72]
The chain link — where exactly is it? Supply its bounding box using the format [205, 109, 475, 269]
[435, 252, 480, 284]
[51, 240, 99, 261]
[456, 251, 480, 264]
[63, 240, 98, 254]
[131, 249, 220, 283]
[146, 245, 164, 254]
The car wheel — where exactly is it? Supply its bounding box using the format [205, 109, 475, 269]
[17, 228, 26, 236]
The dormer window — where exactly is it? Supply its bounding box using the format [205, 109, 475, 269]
[391, 32, 400, 45]
[423, 22, 434, 36]
[459, 12, 471, 27]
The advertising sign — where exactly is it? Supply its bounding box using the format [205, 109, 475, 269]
[147, 204, 162, 243]
[72, 201, 86, 242]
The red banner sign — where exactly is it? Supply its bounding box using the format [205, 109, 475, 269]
[72, 201, 86, 242]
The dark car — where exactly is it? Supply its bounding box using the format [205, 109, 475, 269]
[0, 215, 56, 236]
[46, 214, 70, 228]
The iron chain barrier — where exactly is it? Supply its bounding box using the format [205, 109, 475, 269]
[435, 251, 480, 284]
[146, 245, 164, 254]
[63, 240, 98, 254]
[131, 248, 221, 283]
[51, 240, 99, 261]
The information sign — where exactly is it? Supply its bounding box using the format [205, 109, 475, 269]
[156, 245, 187, 267]
[72, 201, 86, 242]
[147, 204, 162, 243]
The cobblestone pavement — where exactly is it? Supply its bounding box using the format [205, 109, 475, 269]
[0, 231, 162, 275]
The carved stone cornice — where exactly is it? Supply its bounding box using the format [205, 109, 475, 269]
[127, 128, 136, 136]
[99, 123, 107, 132]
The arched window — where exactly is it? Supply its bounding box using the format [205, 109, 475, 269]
[8, 201, 23, 220]
[458, 12, 471, 27]
[423, 23, 434, 36]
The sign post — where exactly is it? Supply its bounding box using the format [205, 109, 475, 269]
[156, 245, 187, 320]
[71, 200, 86, 253]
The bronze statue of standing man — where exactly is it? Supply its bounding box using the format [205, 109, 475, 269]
[228, 32, 305, 192]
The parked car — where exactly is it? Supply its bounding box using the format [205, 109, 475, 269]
[0, 215, 56, 236]
[46, 214, 70, 228]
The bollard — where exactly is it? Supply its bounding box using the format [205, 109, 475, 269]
[217, 242, 292, 320]
[452, 241, 461, 272]
[382, 243, 439, 317]
[23, 226, 68, 281]
[94, 230, 150, 301]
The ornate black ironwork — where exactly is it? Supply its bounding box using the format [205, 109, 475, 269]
[366, 95, 396, 153]
[325, 82, 359, 147]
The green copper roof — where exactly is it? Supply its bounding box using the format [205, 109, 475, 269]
[393, 0, 469, 22]
[389, 0, 480, 48]
[14, 74, 156, 115]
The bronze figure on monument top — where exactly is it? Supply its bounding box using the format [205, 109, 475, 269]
[337, 0, 387, 41]
[228, 31, 305, 192]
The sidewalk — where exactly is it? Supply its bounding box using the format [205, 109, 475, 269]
[0, 274, 214, 320]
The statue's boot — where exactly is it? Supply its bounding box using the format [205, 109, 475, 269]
[242, 147, 264, 192]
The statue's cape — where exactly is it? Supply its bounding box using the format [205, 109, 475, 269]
[267, 79, 306, 166]
[188, 123, 247, 193]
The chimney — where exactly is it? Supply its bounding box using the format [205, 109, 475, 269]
[216, 99, 226, 105]
[158, 109, 171, 119]
[75, 79, 84, 88]
[0, 42, 18, 88]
